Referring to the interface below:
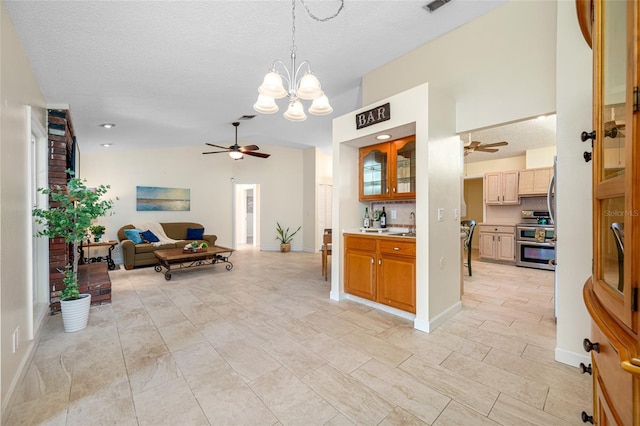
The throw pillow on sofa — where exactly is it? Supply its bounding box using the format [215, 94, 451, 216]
[124, 229, 144, 244]
[186, 227, 205, 240]
[140, 229, 160, 243]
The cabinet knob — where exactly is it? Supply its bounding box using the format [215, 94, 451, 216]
[393, 247, 400, 251]
[579, 363, 592, 375]
[581, 411, 594, 424]
[580, 130, 596, 142]
[583, 338, 600, 353]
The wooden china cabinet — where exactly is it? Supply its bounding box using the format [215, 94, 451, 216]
[579, 0, 640, 424]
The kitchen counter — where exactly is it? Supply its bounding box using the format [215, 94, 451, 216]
[343, 228, 416, 238]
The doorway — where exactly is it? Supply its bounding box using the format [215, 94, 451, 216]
[234, 184, 260, 249]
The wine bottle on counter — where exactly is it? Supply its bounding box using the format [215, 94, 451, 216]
[380, 206, 387, 228]
[363, 207, 371, 229]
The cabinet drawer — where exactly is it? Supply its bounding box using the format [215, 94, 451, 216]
[590, 322, 632, 426]
[378, 239, 416, 256]
[344, 236, 376, 251]
[479, 225, 514, 234]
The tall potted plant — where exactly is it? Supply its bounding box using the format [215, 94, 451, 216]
[32, 170, 115, 332]
[275, 222, 301, 252]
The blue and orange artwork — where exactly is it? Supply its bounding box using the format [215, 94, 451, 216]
[136, 186, 190, 211]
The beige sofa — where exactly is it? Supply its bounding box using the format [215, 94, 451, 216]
[117, 222, 217, 270]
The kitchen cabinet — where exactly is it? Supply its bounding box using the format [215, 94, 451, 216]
[344, 235, 377, 300]
[478, 225, 515, 263]
[344, 234, 416, 313]
[359, 136, 415, 201]
[579, 0, 640, 424]
[484, 171, 520, 205]
[518, 167, 553, 196]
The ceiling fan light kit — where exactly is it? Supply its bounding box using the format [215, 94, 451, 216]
[202, 122, 271, 160]
[253, 0, 342, 122]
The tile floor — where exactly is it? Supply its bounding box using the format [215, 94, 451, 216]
[6, 247, 591, 425]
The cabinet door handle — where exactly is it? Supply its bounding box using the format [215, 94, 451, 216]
[371, 257, 374, 264]
[378, 259, 381, 265]
[583, 338, 600, 353]
[393, 247, 400, 251]
[621, 360, 640, 376]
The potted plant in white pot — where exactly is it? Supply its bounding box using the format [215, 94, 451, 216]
[32, 170, 115, 332]
[275, 222, 301, 252]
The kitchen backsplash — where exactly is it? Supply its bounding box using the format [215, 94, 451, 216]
[369, 200, 416, 229]
[485, 196, 550, 224]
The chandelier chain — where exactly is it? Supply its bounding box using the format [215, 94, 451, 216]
[299, 0, 344, 22]
[291, 0, 296, 53]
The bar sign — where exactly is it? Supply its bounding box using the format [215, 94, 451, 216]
[356, 103, 390, 130]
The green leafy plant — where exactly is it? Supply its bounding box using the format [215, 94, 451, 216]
[275, 222, 301, 244]
[89, 225, 106, 236]
[32, 170, 115, 300]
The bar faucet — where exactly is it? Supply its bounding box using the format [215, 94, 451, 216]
[409, 211, 415, 233]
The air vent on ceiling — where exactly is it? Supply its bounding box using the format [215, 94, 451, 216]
[424, 0, 451, 13]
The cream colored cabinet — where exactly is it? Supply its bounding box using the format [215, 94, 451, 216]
[344, 234, 416, 313]
[518, 167, 553, 196]
[478, 225, 515, 263]
[484, 171, 520, 205]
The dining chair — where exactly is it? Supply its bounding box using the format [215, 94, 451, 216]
[460, 220, 476, 276]
[322, 229, 332, 281]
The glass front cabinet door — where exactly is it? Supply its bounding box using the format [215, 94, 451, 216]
[359, 136, 416, 201]
[580, 0, 640, 424]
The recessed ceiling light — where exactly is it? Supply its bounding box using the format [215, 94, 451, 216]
[101, 143, 112, 147]
[376, 134, 391, 140]
[537, 115, 547, 120]
[100, 123, 116, 128]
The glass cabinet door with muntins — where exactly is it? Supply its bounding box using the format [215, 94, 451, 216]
[393, 137, 416, 198]
[359, 143, 389, 200]
[591, 0, 636, 329]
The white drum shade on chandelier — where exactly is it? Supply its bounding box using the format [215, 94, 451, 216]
[253, 0, 342, 122]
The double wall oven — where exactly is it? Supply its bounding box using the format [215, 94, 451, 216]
[516, 210, 555, 271]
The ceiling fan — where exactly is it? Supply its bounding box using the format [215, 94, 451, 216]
[464, 140, 508, 156]
[202, 122, 271, 159]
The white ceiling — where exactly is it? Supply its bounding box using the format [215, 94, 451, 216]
[6, 0, 550, 158]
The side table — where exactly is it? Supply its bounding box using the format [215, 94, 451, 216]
[78, 240, 118, 270]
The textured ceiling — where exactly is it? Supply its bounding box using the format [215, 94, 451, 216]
[460, 114, 557, 163]
[5, 0, 521, 156]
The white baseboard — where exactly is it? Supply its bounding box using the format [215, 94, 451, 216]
[414, 301, 462, 333]
[555, 347, 590, 368]
[343, 294, 416, 321]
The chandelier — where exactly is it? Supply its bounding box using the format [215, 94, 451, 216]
[253, 0, 343, 122]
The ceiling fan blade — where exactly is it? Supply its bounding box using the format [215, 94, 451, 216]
[464, 150, 469, 156]
[243, 151, 271, 158]
[480, 141, 508, 148]
[239, 144, 260, 152]
[476, 148, 499, 153]
[205, 143, 231, 150]
[202, 150, 229, 154]
[469, 141, 482, 148]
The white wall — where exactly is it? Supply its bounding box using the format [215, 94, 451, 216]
[554, 0, 592, 367]
[526, 146, 558, 169]
[81, 143, 305, 255]
[0, 2, 48, 419]
[332, 84, 461, 332]
[360, 0, 593, 367]
[362, 1, 557, 134]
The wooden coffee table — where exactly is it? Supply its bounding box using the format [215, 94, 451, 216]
[153, 246, 234, 280]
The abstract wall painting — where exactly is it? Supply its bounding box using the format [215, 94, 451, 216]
[136, 186, 190, 211]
